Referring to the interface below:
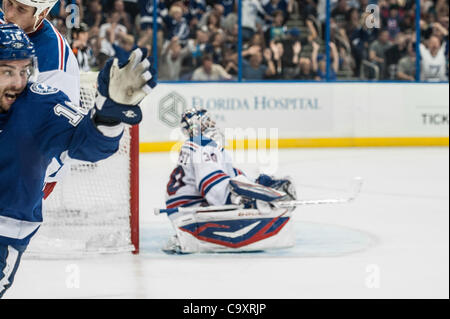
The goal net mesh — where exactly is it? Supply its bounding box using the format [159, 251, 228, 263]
[25, 72, 136, 258]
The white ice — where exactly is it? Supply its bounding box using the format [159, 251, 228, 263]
[5, 147, 449, 299]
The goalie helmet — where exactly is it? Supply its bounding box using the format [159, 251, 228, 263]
[181, 108, 217, 137]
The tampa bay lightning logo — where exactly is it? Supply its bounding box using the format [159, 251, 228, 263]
[179, 216, 290, 248]
[30, 83, 59, 95]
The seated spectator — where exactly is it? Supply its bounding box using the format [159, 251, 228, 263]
[242, 48, 276, 80]
[267, 10, 288, 42]
[420, 35, 449, 81]
[163, 3, 191, 46]
[331, 0, 350, 29]
[384, 32, 409, 79]
[205, 32, 227, 65]
[368, 29, 392, 79]
[206, 11, 223, 34]
[279, 28, 302, 79]
[296, 58, 316, 80]
[223, 47, 239, 76]
[384, 4, 402, 41]
[396, 40, 416, 81]
[84, 0, 107, 29]
[191, 54, 233, 80]
[262, 0, 294, 23]
[312, 41, 338, 80]
[112, 0, 133, 32]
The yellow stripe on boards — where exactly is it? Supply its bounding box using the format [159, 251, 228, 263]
[139, 137, 449, 153]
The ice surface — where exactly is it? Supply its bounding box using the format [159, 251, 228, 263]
[5, 147, 449, 299]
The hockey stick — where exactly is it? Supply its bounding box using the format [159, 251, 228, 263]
[272, 177, 363, 208]
[154, 205, 241, 216]
[155, 177, 363, 215]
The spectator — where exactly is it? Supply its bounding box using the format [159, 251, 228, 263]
[396, 39, 416, 81]
[162, 3, 191, 45]
[137, 0, 166, 56]
[368, 29, 392, 79]
[312, 41, 339, 80]
[296, 58, 317, 80]
[385, 4, 402, 41]
[278, 28, 303, 79]
[98, 11, 128, 65]
[265, 40, 285, 79]
[267, 10, 288, 42]
[331, 0, 350, 29]
[420, 35, 448, 81]
[205, 32, 227, 65]
[262, 0, 294, 23]
[191, 54, 233, 80]
[186, 26, 210, 69]
[206, 11, 223, 34]
[384, 32, 409, 79]
[112, 0, 133, 32]
[242, 48, 276, 80]
[242, 0, 269, 42]
[160, 37, 191, 80]
[84, 0, 107, 29]
[71, 23, 93, 72]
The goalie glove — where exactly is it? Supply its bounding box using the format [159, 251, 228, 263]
[94, 48, 157, 126]
[229, 175, 297, 213]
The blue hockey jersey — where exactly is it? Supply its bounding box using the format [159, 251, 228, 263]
[0, 83, 122, 246]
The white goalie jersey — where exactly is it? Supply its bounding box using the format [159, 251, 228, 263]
[165, 136, 244, 211]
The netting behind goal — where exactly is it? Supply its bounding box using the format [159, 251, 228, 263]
[25, 72, 139, 258]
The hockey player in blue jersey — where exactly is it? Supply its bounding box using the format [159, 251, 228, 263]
[0, 24, 156, 297]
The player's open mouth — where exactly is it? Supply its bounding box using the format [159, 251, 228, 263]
[2, 92, 18, 105]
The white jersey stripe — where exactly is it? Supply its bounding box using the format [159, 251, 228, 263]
[0, 246, 19, 294]
[47, 20, 66, 71]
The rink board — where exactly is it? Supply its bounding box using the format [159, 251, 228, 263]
[139, 82, 449, 151]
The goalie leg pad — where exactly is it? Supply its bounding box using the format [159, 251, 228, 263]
[164, 208, 294, 254]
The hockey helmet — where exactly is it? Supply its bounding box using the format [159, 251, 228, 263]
[0, 24, 36, 60]
[180, 108, 216, 138]
[0, 24, 37, 80]
[12, 0, 58, 19]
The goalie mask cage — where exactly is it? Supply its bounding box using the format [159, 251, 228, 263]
[25, 72, 139, 258]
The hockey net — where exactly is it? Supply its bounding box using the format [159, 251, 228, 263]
[25, 72, 139, 258]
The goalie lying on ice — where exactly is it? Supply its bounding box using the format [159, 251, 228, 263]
[162, 108, 297, 254]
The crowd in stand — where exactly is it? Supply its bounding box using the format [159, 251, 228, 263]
[41, 0, 448, 81]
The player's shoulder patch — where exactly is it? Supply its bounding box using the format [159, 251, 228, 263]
[30, 82, 60, 95]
